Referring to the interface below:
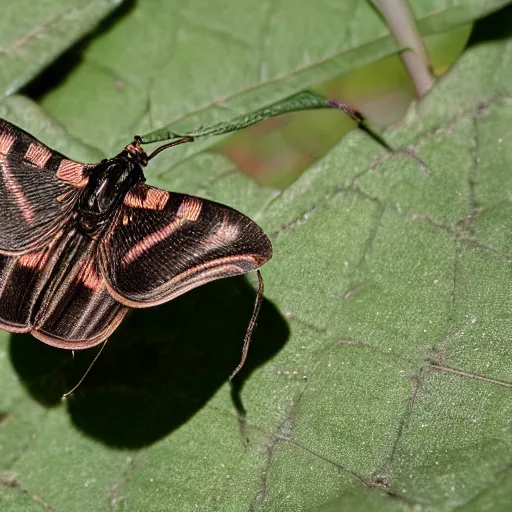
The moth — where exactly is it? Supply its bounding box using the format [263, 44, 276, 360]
[0, 119, 272, 373]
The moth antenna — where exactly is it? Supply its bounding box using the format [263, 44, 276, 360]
[147, 136, 194, 162]
[229, 270, 264, 381]
[62, 339, 108, 398]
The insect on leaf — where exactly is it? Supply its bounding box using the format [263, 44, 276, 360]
[0, 119, 272, 376]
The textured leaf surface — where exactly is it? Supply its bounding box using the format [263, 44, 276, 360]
[0, 0, 124, 98]
[2, 34, 512, 511]
[39, 0, 510, 163]
[2, 2, 512, 512]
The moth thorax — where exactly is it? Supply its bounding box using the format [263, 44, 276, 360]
[77, 157, 144, 234]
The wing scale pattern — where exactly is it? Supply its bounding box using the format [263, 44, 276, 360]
[0, 119, 272, 349]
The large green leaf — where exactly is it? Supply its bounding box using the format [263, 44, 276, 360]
[2, 2, 512, 511]
[38, 0, 510, 162]
[0, 0, 124, 99]
[2, 28, 512, 512]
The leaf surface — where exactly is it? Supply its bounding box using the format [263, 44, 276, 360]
[0, 0, 124, 98]
[2, 2, 512, 511]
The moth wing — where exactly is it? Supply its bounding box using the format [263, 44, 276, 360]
[0, 119, 89, 253]
[99, 184, 272, 307]
[0, 232, 128, 349]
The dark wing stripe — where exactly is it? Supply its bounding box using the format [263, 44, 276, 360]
[105, 255, 262, 308]
[121, 216, 184, 267]
[38, 281, 128, 346]
[0, 253, 44, 331]
[69, 285, 113, 333]
[159, 256, 259, 293]
[31, 231, 127, 348]
[33, 235, 91, 328]
[0, 256, 18, 299]
[34, 303, 128, 349]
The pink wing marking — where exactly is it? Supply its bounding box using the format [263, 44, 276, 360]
[57, 159, 88, 188]
[24, 143, 52, 168]
[177, 196, 202, 221]
[18, 250, 50, 270]
[124, 187, 169, 210]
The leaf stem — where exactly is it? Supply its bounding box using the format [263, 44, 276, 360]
[371, 0, 435, 97]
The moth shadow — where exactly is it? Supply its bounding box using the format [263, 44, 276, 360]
[9, 276, 289, 448]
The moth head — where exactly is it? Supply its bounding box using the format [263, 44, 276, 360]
[123, 135, 195, 167]
[124, 136, 149, 166]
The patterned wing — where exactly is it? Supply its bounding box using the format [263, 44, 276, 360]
[0, 229, 128, 348]
[0, 118, 89, 253]
[99, 184, 273, 307]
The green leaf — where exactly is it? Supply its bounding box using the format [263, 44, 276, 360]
[38, 0, 509, 159]
[139, 91, 357, 144]
[2, 3, 512, 512]
[0, 0, 124, 99]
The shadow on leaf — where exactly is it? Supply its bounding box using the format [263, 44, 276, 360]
[24, 0, 136, 100]
[9, 275, 288, 448]
[467, 3, 512, 48]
